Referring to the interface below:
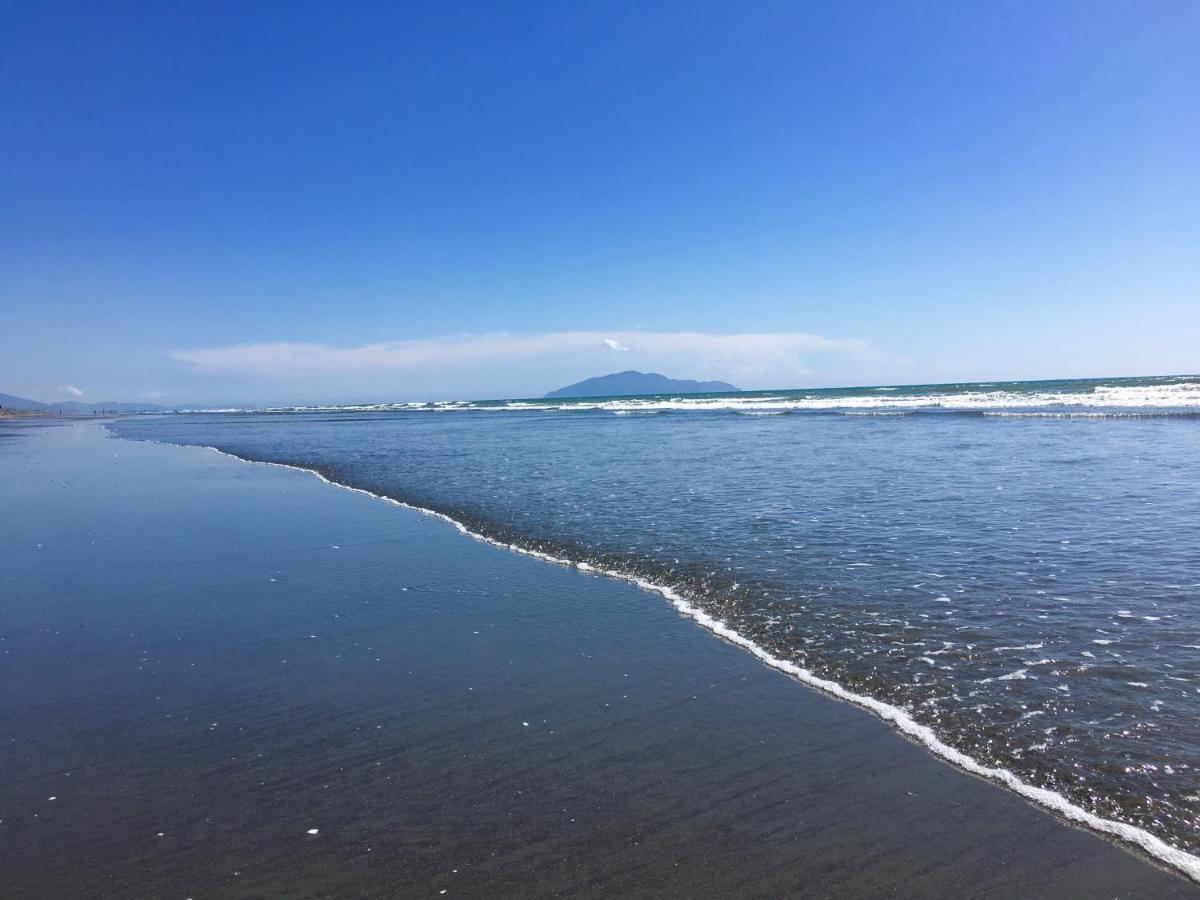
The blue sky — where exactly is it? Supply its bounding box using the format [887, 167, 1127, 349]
[2, 1, 1197, 404]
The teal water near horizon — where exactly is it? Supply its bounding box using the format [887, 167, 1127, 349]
[114, 372, 1200, 867]
[186, 373, 1200, 414]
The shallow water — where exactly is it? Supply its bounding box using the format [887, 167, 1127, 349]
[6, 421, 1195, 896]
[113, 375, 1200, 857]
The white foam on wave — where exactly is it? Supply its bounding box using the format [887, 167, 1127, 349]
[982, 411, 1197, 419]
[995, 642, 1044, 652]
[977, 669, 1030, 683]
[125, 433, 1200, 883]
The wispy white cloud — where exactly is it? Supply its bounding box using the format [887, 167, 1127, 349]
[171, 330, 907, 399]
[58, 384, 84, 397]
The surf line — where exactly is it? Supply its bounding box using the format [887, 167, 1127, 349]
[124, 432, 1200, 884]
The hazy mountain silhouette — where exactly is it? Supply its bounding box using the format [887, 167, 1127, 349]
[0, 392, 46, 411]
[0, 392, 166, 414]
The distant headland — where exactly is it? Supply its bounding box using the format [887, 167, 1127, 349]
[0, 392, 166, 416]
[545, 371, 740, 399]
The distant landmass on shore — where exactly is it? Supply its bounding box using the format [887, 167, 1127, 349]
[545, 371, 740, 399]
[0, 392, 166, 415]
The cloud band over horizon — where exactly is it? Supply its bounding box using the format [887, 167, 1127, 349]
[170, 330, 905, 400]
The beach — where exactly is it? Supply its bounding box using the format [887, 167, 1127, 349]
[1, 420, 1195, 897]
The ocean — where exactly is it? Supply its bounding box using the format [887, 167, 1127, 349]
[111, 373, 1200, 869]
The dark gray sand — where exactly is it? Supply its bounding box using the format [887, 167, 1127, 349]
[1, 422, 1195, 898]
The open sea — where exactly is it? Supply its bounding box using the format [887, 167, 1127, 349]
[111, 374, 1200, 871]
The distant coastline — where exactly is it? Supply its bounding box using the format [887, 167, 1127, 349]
[0, 391, 166, 416]
[0, 408, 49, 418]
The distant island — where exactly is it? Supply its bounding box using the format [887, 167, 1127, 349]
[0, 392, 166, 415]
[545, 371, 740, 399]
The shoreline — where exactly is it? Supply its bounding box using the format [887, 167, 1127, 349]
[2, 420, 1195, 896]
[128, 429, 1200, 884]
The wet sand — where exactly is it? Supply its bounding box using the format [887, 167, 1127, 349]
[1, 421, 1195, 898]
